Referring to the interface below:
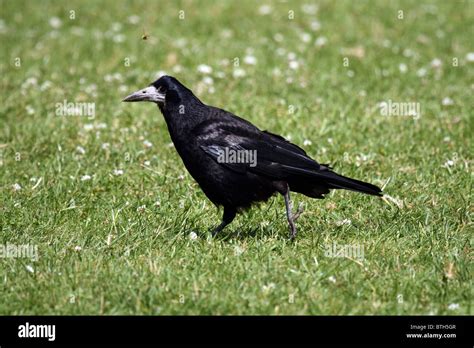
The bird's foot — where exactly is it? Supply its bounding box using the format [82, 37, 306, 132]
[211, 223, 225, 237]
[292, 202, 304, 221]
[288, 203, 304, 240]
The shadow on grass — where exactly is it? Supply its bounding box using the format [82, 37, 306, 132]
[190, 225, 290, 242]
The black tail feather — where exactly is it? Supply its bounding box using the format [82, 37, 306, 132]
[324, 172, 383, 196]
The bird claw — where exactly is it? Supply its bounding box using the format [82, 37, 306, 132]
[287, 202, 304, 240]
[292, 203, 304, 221]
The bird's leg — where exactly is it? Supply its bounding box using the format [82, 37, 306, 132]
[283, 186, 304, 239]
[211, 207, 237, 236]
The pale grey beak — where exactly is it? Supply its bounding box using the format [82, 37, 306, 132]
[122, 86, 166, 103]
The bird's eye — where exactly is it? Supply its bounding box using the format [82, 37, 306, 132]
[142, 91, 146, 93]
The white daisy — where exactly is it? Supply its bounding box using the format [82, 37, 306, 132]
[197, 64, 212, 74]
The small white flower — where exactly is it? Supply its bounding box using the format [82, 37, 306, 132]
[287, 52, 297, 60]
[244, 55, 257, 65]
[40, 81, 53, 91]
[143, 140, 153, 148]
[30, 177, 37, 182]
[336, 219, 351, 227]
[26, 265, 35, 273]
[442, 97, 454, 106]
[74, 246, 82, 251]
[26, 105, 35, 115]
[144, 160, 151, 166]
[431, 58, 442, 69]
[101, 143, 110, 150]
[215, 71, 225, 79]
[202, 76, 214, 85]
[111, 22, 122, 32]
[302, 4, 318, 15]
[447, 303, 459, 310]
[113, 34, 125, 43]
[22, 77, 38, 88]
[178, 174, 185, 180]
[220, 29, 233, 39]
[76, 146, 86, 155]
[71, 27, 85, 36]
[275, 48, 285, 57]
[403, 48, 414, 57]
[399, 63, 408, 73]
[444, 159, 454, 167]
[303, 139, 312, 146]
[315, 36, 328, 47]
[197, 64, 212, 74]
[234, 246, 245, 256]
[49, 17, 62, 29]
[300, 32, 311, 43]
[113, 169, 124, 176]
[416, 68, 427, 77]
[12, 183, 22, 191]
[84, 123, 94, 131]
[466, 52, 474, 62]
[172, 65, 183, 73]
[356, 153, 369, 162]
[328, 276, 336, 283]
[136, 205, 146, 213]
[189, 231, 198, 240]
[262, 282, 276, 292]
[154, 200, 161, 207]
[127, 15, 140, 24]
[274, 33, 284, 42]
[81, 175, 92, 181]
[289, 61, 299, 70]
[233, 68, 246, 78]
[258, 5, 272, 15]
[310, 20, 321, 31]
[219, 58, 230, 66]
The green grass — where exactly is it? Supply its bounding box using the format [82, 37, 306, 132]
[0, 0, 472, 315]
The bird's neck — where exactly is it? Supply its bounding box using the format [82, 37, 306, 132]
[158, 100, 205, 140]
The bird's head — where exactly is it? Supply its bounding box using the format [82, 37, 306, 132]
[122, 75, 195, 106]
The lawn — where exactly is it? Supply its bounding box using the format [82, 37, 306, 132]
[0, 0, 472, 315]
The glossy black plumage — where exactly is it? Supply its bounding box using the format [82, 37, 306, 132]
[124, 75, 382, 238]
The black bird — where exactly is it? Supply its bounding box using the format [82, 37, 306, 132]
[123, 76, 382, 239]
